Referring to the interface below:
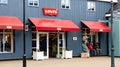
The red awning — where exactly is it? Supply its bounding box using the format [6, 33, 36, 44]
[29, 18, 80, 32]
[0, 16, 23, 30]
[81, 21, 111, 32]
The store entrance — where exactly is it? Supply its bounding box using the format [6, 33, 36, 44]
[82, 28, 101, 56]
[36, 32, 65, 59]
[49, 32, 65, 58]
[38, 32, 49, 59]
[49, 33, 57, 57]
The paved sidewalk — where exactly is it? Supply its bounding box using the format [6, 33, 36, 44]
[0, 56, 120, 67]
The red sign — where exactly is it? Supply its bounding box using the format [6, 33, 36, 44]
[43, 8, 58, 16]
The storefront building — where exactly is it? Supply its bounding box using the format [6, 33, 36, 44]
[0, 0, 111, 60]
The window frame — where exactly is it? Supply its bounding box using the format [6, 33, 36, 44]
[32, 26, 37, 51]
[87, 1, 96, 12]
[28, 0, 39, 7]
[61, 0, 71, 10]
[0, 30, 13, 53]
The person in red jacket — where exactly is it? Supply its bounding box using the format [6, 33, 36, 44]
[87, 42, 94, 57]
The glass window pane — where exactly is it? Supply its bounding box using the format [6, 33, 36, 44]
[29, 2, 33, 5]
[28, 0, 33, 6]
[0, 0, 8, 4]
[39, 34, 47, 56]
[0, 30, 13, 53]
[34, 0, 39, 6]
[34, 2, 38, 6]
[61, 0, 70, 9]
[88, 1, 95, 11]
[28, 0, 39, 7]
[65, 0, 70, 6]
[5, 34, 12, 52]
[59, 34, 62, 39]
[28, 0, 33, 3]
[62, 5, 65, 8]
[61, 0, 65, 5]
[0, 29, 3, 32]
[0, 34, 3, 52]
[32, 33, 36, 39]
[5, 29, 12, 32]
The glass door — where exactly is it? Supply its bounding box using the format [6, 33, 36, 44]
[37, 32, 49, 59]
[56, 32, 65, 58]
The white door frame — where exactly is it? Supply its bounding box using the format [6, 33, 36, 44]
[37, 31, 49, 59]
[57, 32, 65, 58]
[36, 31, 65, 59]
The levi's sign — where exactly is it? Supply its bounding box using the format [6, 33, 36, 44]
[43, 8, 58, 16]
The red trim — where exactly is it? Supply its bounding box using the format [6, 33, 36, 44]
[0, 16, 23, 30]
[29, 18, 80, 32]
[81, 21, 111, 32]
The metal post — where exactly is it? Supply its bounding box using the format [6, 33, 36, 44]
[110, 0, 115, 67]
[23, 0, 26, 67]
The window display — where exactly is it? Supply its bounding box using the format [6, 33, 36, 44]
[82, 24, 101, 56]
[0, 30, 13, 53]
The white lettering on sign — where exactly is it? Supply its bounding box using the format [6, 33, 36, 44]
[100, 29, 103, 32]
[43, 8, 58, 16]
[57, 27, 61, 31]
[45, 10, 57, 14]
[6, 26, 12, 29]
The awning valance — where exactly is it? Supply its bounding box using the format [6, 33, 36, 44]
[0, 16, 23, 30]
[29, 18, 80, 32]
[81, 21, 111, 32]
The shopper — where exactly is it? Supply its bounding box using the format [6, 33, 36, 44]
[87, 41, 94, 57]
[82, 35, 89, 44]
[82, 41, 89, 53]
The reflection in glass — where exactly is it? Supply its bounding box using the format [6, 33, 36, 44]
[0, 30, 13, 53]
[39, 34, 47, 56]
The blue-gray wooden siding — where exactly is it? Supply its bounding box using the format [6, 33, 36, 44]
[0, 0, 111, 60]
[109, 20, 120, 56]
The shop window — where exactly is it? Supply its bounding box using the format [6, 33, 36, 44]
[0, 29, 13, 53]
[82, 28, 90, 42]
[87, 1, 95, 11]
[28, 0, 39, 7]
[0, 0, 8, 4]
[61, 0, 71, 9]
[82, 28, 101, 55]
[32, 26, 36, 51]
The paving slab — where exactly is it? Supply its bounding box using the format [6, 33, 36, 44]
[0, 56, 120, 67]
